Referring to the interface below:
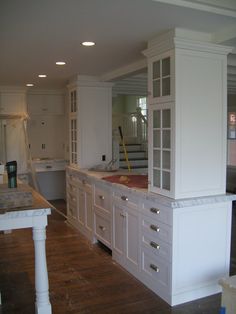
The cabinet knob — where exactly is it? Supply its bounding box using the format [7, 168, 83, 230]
[150, 207, 160, 215]
[99, 195, 105, 200]
[150, 264, 159, 272]
[121, 195, 128, 201]
[99, 225, 106, 231]
[150, 241, 160, 250]
[150, 224, 160, 232]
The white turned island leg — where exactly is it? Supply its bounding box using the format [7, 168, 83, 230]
[33, 227, 52, 314]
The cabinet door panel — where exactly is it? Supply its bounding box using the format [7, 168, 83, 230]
[125, 208, 139, 271]
[78, 189, 85, 226]
[113, 204, 124, 256]
[85, 191, 93, 232]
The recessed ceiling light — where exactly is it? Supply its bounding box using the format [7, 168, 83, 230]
[56, 61, 66, 65]
[38, 74, 47, 78]
[26, 83, 34, 87]
[82, 41, 95, 47]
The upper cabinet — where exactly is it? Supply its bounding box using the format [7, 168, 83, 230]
[144, 28, 232, 199]
[68, 76, 113, 168]
[0, 87, 27, 115]
[27, 92, 65, 115]
[149, 52, 174, 104]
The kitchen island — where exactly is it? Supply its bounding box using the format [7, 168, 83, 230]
[66, 166, 236, 306]
[0, 184, 52, 314]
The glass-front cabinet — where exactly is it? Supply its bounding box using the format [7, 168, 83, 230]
[149, 105, 172, 196]
[149, 53, 173, 104]
[69, 90, 77, 165]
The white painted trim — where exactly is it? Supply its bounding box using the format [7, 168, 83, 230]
[0, 86, 27, 93]
[213, 24, 236, 44]
[152, 0, 236, 18]
[100, 59, 147, 82]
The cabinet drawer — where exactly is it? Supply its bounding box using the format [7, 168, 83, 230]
[141, 248, 171, 291]
[94, 210, 111, 248]
[141, 214, 172, 244]
[113, 189, 139, 210]
[94, 185, 111, 213]
[142, 200, 172, 225]
[141, 231, 172, 262]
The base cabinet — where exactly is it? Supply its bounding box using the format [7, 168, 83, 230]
[112, 192, 139, 278]
[66, 167, 234, 307]
[66, 169, 93, 241]
[93, 181, 112, 248]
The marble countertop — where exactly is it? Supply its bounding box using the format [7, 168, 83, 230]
[67, 166, 236, 208]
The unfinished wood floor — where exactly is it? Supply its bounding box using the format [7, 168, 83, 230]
[0, 202, 235, 314]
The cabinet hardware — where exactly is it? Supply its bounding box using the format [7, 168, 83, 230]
[150, 264, 159, 272]
[99, 225, 106, 231]
[150, 207, 160, 214]
[121, 195, 128, 201]
[150, 241, 160, 250]
[46, 165, 52, 169]
[120, 213, 126, 218]
[99, 195, 105, 200]
[82, 179, 86, 185]
[150, 224, 160, 232]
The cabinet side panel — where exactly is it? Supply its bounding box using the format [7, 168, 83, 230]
[172, 202, 232, 294]
[175, 51, 227, 198]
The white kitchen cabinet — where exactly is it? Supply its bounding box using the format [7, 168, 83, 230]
[144, 29, 231, 199]
[149, 105, 172, 196]
[148, 52, 174, 104]
[68, 76, 112, 168]
[65, 167, 235, 307]
[66, 168, 93, 241]
[27, 93, 64, 115]
[112, 189, 140, 278]
[93, 181, 112, 248]
[0, 87, 27, 115]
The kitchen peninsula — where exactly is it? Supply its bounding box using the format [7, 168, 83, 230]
[0, 184, 52, 314]
[66, 166, 236, 306]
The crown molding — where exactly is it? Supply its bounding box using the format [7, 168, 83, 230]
[152, 0, 236, 18]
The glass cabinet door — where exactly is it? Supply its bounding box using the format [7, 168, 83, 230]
[152, 56, 171, 100]
[69, 90, 78, 165]
[152, 107, 171, 192]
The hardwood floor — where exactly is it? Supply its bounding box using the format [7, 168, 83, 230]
[0, 200, 235, 314]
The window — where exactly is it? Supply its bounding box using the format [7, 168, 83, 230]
[137, 97, 147, 117]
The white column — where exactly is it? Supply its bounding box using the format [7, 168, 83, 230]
[33, 226, 52, 314]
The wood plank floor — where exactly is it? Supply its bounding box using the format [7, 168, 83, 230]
[0, 200, 235, 314]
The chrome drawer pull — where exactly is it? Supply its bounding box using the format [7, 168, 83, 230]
[150, 224, 160, 232]
[99, 225, 106, 231]
[150, 241, 160, 250]
[150, 264, 159, 272]
[120, 213, 126, 218]
[99, 195, 105, 200]
[121, 195, 128, 201]
[150, 207, 160, 214]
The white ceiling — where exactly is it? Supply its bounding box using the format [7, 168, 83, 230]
[1, 0, 236, 91]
